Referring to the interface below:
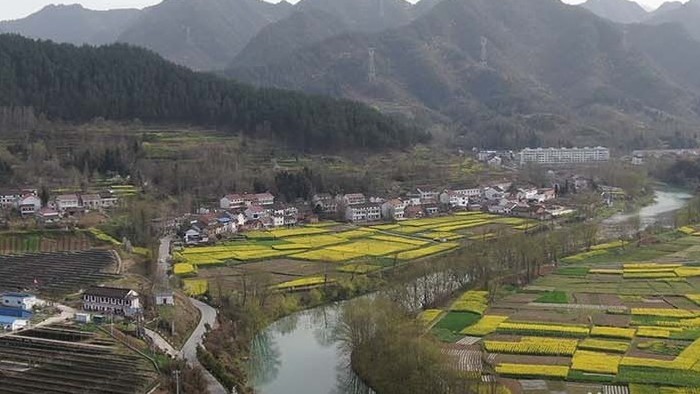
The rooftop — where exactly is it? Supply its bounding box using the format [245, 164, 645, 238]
[84, 286, 134, 299]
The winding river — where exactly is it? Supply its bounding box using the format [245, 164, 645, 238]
[250, 188, 692, 394]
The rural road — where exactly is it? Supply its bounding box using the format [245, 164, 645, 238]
[143, 327, 178, 357]
[156, 235, 230, 393]
[182, 297, 228, 394]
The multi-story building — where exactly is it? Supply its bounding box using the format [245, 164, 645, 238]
[519, 147, 610, 166]
[55, 194, 80, 211]
[342, 193, 367, 206]
[381, 199, 406, 220]
[82, 286, 141, 317]
[345, 203, 381, 222]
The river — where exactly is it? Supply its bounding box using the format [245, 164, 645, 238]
[249, 302, 372, 394]
[601, 189, 692, 236]
[250, 189, 692, 394]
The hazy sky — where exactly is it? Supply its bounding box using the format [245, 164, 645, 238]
[0, 0, 688, 22]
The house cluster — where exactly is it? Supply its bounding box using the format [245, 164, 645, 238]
[0, 188, 119, 222]
[181, 181, 578, 244]
[315, 184, 572, 223]
[0, 292, 40, 331]
[475, 150, 515, 167]
[183, 192, 312, 245]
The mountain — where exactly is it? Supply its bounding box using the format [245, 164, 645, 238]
[295, 0, 413, 33]
[117, 0, 293, 71]
[0, 4, 141, 46]
[579, 0, 648, 23]
[227, 0, 700, 149]
[0, 34, 423, 151]
[231, 7, 349, 68]
[649, 1, 684, 16]
[230, 0, 431, 69]
[645, 0, 700, 41]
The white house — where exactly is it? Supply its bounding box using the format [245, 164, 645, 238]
[483, 187, 505, 201]
[220, 194, 245, 209]
[440, 191, 469, 208]
[184, 229, 208, 245]
[245, 205, 266, 221]
[18, 195, 41, 216]
[534, 188, 557, 202]
[37, 208, 60, 223]
[0, 316, 27, 331]
[345, 203, 381, 222]
[55, 194, 80, 211]
[381, 199, 406, 220]
[416, 188, 439, 201]
[248, 193, 275, 206]
[154, 291, 175, 306]
[453, 188, 481, 198]
[1, 293, 39, 310]
[80, 194, 102, 210]
[517, 188, 539, 201]
[82, 286, 142, 317]
[312, 193, 338, 213]
[487, 156, 502, 167]
[342, 193, 367, 206]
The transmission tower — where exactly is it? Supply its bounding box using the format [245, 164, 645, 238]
[368, 48, 377, 83]
[480, 36, 488, 67]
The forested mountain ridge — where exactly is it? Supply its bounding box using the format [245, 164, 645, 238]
[0, 4, 141, 46]
[0, 34, 424, 151]
[227, 0, 700, 150]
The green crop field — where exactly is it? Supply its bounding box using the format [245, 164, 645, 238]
[421, 233, 700, 392]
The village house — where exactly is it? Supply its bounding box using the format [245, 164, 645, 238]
[247, 192, 275, 206]
[483, 187, 505, 201]
[0, 188, 37, 210]
[381, 199, 406, 221]
[18, 194, 41, 216]
[245, 205, 266, 222]
[312, 193, 338, 214]
[487, 156, 502, 167]
[184, 228, 208, 245]
[82, 286, 142, 317]
[36, 207, 60, 223]
[453, 188, 481, 198]
[345, 203, 381, 222]
[424, 204, 440, 216]
[404, 205, 425, 219]
[512, 204, 548, 220]
[342, 193, 367, 206]
[154, 290, 175, 306]
[99, 192, 119, 208]
[80, 194, 102, 210]
[55, 194, 80, 212]
[516, 188, 539, 201]
[220, 193, 245, 209]
[534, 188, 557, 203]
[1, 293, 39, 310]
[416, 188, 439, 201]
[440, 190, 469, 208]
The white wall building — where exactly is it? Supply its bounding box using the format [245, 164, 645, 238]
[82, 287, 141, 317]
[519, 147, 610, 166]
[1, 293, 39, 310]
[345, 203, 381, 222]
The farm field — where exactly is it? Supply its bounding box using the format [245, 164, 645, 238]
[0, 249, 118, 296]
[0, 324, 158, 393]
[177, 213, 538, 294]
[426, 233, 700, 392]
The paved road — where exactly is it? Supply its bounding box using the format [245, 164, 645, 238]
[182, 297, 228, 394]
[156, 236, 172, 282]
[143, 327, 179, 357]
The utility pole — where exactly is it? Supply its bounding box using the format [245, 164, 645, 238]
[173, 370, 181, 394]
[480, 36, 488, 68]
[368, 48, 377, 83]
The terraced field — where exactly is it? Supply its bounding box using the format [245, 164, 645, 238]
[0, 325, 157, 393]
[0, 250, 118, 296]
[176, 213, 538, 293]
[424, 233, 700, 392]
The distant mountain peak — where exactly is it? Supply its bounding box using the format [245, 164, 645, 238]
[580, 0, 648, 23]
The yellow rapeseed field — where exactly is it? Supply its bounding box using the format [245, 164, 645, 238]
[329, 239, 415, 257]
[590, 326, 637, 339]
[571, 350, 622, 374]
[495, 364, 569, 378]
[274, 276, 330, 289]
[418, 309, 443, 326]
[396, 242, 459, 260]
[450, 290, 489, 314]
[183, 279, 208, 296]
[498, 322, 590, 337]
[484, 337, 578, 356]
[460, 315, 508, 336]
[174, 263, 196, 276]
[578, 338, 630, 353]
[290, 248, 365, 262]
